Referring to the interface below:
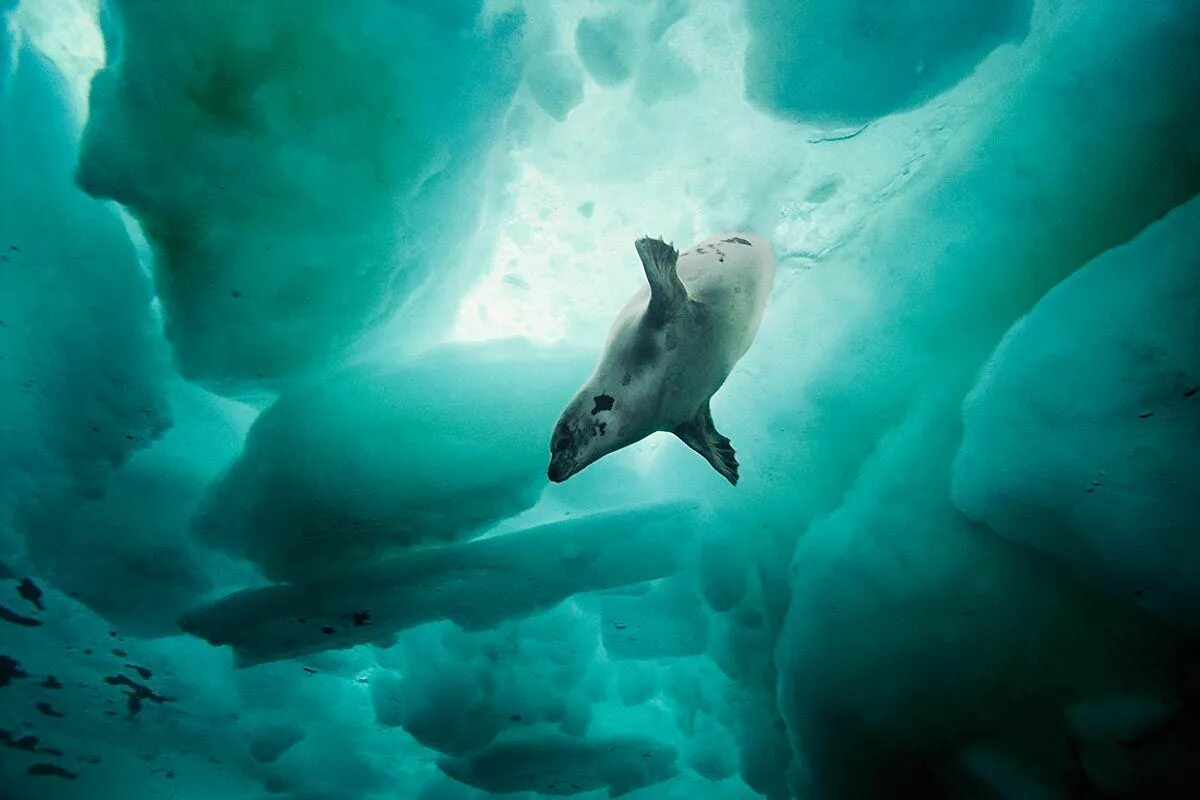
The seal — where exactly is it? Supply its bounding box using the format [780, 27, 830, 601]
[548, 233, 774, 485]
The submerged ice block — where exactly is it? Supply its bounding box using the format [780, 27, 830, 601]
[75, 0, 526, 388]
[194, 340, 591, 581]
[179, 504, 700, 665]
[438, 732, 677, 798]
[954, 196, 1200, 629]
[743, 0, 1032, 124]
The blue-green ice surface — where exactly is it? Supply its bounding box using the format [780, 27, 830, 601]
[2, 1, 1199, 798]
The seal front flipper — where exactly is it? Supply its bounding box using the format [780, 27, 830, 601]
[673, 401, 739, 485]
[634, 236, 686, 325]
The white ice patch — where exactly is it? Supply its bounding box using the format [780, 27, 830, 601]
[13, 0, 102, 123]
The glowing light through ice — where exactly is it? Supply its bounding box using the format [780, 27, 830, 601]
[14, 0, 103, 123]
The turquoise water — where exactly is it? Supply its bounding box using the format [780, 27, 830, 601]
[1, 1, 1198, 798]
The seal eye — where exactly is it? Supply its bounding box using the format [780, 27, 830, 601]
[551, 423, 573, 452]
[591, 394, 615, 415]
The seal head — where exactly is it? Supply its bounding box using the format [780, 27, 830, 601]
[547, 390, 627, 482]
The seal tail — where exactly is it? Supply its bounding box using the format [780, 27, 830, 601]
[674, 401, 739, 485]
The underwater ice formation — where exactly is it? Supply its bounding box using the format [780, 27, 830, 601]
[75, 0, 525, 389]
[437, 732, 678, 797]
[600, 576, 709, 659]
[771, 1, 1200, 795]
[0, 0, 14, 88]
[3, 0, 1200, 798]
[16, 381, 249, 636]
[525, 53, 585, 121]
[194, 340, 591, 580]
[371, 605, 603, 755]
[0, 39, 167, 510]
[0, 24, 176, 633]
[247, 724, 307, 764]
[180, 504, 700, 665]
[743, 0, 1033, 124]
[954, 197, 1200, 631]
[633, 43, 698, 107]
[574, 14, 636, 88]
[569, 4, 696, 107]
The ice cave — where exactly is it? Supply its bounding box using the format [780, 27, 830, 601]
[1, 1, 1198, 798]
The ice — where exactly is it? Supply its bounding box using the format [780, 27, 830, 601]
[1, 0, 14, 86]
[247, 724, 306, 764]
[575, 14, 636, 87]
[599, 576, 708, 659]
[775, 404, 1183, 797]
[16, 381, 251, 635]
[0, 29, 183, 634]
[525, 53, 585, 121]
[75, 0, 526, 388]
[767, 0, 1200, 792]
[195, 340, 591, 580]
[633, 43, 698, 106]
[697, 533, 747, 613]
[372, 605, 602, 755]
[4, 0, 1200, 797]
[743, 0, 1033, 124]
[0, 37, 168, 524]
[179, 504, 700, 665]
[437, 732, 677, 797]
[954, 197, 1200, 629]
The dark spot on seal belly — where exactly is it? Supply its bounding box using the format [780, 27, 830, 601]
[591, 394, 614, 415]
[722, 236, 752, 246]
[621, 369, 632, 386]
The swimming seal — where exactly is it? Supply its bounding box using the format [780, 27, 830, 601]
[548, 233, 774, 484]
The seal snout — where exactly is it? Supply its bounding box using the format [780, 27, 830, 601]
[548, 418, 580, 483]
[547, 455, 575, 483]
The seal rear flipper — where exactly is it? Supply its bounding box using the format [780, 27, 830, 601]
[634, 236, 686, 325]
[674, 402, 739, 485]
